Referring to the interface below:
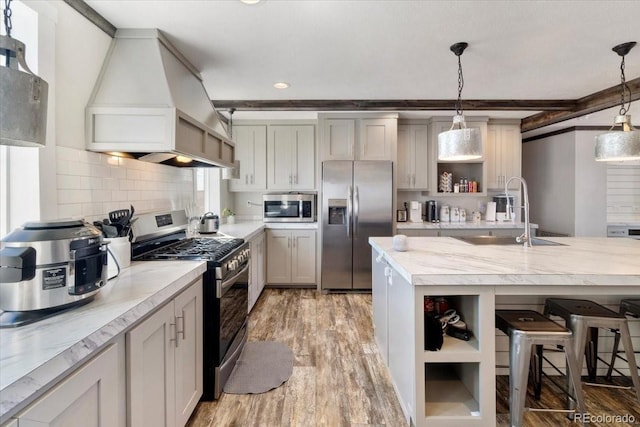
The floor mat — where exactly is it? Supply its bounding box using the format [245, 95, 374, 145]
[223, 341, 294, 394]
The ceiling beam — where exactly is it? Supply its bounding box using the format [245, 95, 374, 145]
[63, 0, 116, 37]
[212, 99, 575, 112]
[521, 77, 640, 132]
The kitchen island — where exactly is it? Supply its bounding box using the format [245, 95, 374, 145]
[369, 236, 640, 427]
[0, 260, 206, 425]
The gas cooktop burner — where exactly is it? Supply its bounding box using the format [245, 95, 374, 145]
[141, 236, 244, 261]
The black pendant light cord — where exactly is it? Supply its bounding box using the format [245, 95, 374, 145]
[450, 42, 468, 116]
[3, 0, 12, 37]
[619, 54, 631, 116]
[612, 41, 636, 116]
[455, 54, 464, 115]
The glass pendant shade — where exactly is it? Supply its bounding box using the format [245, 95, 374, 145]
[595, 115, 640, 161]
[438, 115, 482, 161]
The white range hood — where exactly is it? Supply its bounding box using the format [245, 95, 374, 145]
[85, 29, 234, 167]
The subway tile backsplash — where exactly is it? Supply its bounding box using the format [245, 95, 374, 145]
[56, 146, 194, 223]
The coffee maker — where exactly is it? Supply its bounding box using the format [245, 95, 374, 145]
[409, 201, 423, 223]
[426, 200, 439, 223]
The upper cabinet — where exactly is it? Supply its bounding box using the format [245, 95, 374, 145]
[397, 124, 429, 190]
[229, 125, 267, 191]
[320, 116, 397, 161]
[485, 122, 522, 190]
[321, 119, 356, 160]
[267, 125, 316, 191]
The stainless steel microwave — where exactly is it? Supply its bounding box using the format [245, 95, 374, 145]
[263, 194, 316, 223]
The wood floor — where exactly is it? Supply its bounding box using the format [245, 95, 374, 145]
[187, 289, 640, 427]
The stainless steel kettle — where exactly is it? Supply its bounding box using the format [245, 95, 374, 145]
[200, 212, 219, 234]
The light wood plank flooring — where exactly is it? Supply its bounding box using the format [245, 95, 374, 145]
[187, 289, 640, 427]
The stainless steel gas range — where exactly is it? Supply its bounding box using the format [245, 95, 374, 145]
[131, 210, 250, 400]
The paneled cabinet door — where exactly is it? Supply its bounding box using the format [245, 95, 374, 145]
[17, 341, 124, 427]
[229, 125, 267, 191]
[249, 232, 266, 312]
[127, 302, 176, 427]
[321, 119, 356, 160]
[266, 229, 292, 283]
[359, 118, 396, 161]
[486, 124, 521, 190]
[397, 125, 429, 189]
[268, 125, 316, 190]
[293, 126, 316, 190]
[291, 230, 316, 283]
[127, 280, 202, 427]
[173, 282, 203, 427]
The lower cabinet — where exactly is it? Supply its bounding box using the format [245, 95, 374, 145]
[372, 249, 496, 426]
[249, 232, 266, 312]
[266, 229, 316, 285]
[127, 278, 203, 427]
[15, 338, 126, 427]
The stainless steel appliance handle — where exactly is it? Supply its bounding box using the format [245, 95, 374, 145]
[354, 185, 360, 237]
[217, 262, 250, 298]
[347, 185, 353, 238]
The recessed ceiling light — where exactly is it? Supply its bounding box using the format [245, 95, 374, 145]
[273, 82, 290, 89]
[240, 0, 261, 4]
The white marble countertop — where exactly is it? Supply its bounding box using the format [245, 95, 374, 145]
[369, 236, 640, 288]
[397, 220, 539, 229]
[216, 220, 318, 241]
[0, 260, 206, 423]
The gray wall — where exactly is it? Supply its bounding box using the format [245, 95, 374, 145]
[522, 131, 575, 235]
[522, 130, 607, 236]
[574, 131, 607, 236]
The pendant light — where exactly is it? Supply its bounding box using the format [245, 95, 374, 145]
[438, 42, 482, 161]
[594, 41, 640, 162]
[0, 0, 49, 147]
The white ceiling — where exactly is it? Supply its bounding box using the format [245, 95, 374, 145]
[83, 0, 640, 128]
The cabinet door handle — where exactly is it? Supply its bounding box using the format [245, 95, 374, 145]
[176, 313, 185, 341]
[287, 237, 290, 248]
[251, 174, 254, 185]
[245, 174, 248, 185]
[170, 319, 178, 347]
[294, 174, 298, 185]
[412, 174, 416, 185]
[293, 237, 296, 248]
[289, 175, 292, 184]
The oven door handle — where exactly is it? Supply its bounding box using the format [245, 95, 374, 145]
[217, 262, 250, 298]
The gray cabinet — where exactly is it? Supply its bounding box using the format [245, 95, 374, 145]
[397, 124, 429, 190]
[486, 122, 521, 190]
[15, 340, 125, 427]
[127, 278, 203, 427]
[320, 116, 397, 161]
[249, 232, 266, 312]
[267, 125, 315, 190]
[229, 125, 267, 191]
[266, 229, 316, 285]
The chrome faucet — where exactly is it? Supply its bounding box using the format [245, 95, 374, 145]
[504, 176, 532, 247]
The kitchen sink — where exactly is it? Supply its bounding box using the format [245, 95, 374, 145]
[453, 235, 566, 246]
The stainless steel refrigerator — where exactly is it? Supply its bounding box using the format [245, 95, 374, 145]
[321, 160, 393, 290]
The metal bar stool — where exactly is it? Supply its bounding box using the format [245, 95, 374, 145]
[607, 299, 640, 380]
[496, 310, 587, 427]
[544, 298, 640, 406]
